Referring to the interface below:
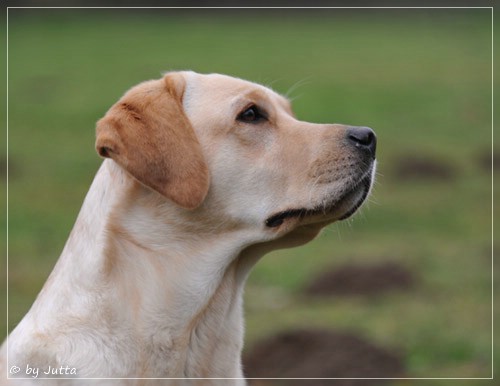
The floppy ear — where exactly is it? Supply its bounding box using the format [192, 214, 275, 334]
[95, 74, 210, 209]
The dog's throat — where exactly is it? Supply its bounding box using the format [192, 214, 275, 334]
[265, 209, 308, 227]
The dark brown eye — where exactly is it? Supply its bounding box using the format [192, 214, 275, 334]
[237, 105, 266, 123]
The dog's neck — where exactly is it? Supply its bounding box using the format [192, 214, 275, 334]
[29, 160, 256, 380]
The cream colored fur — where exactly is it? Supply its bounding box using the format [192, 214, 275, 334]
[1, 71, 376, 385]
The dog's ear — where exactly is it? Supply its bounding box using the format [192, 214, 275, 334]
[95, 73, 210, 210]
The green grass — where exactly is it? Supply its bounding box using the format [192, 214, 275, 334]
[3, 8, 496, 383]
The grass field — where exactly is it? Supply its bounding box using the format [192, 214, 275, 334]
[3, 8, 496, 384]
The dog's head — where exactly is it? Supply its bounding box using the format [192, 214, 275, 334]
[96, 71, 376, 243]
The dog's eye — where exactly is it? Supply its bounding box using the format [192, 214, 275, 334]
[237, 105, 266, 123]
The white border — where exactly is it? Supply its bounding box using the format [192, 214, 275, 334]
[5, 5, 494, 381]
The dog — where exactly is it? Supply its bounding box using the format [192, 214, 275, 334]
[1, 71, 376, 385]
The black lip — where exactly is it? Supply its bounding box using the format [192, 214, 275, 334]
[265, 173, 372, 228]
[265, 208, 308, 228]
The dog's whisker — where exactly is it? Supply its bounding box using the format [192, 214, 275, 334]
[285, 76, 313, 99]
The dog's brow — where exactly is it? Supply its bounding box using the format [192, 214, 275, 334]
[242, 89, 269, 103]
[231, 89, 273, 114]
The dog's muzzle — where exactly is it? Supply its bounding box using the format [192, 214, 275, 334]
[265, 126, 377, 228]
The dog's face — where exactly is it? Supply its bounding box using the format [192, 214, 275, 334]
[96, 71, 376, 244]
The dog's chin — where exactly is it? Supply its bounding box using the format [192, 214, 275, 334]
[304, 173, 372, 224]
[335, 174, 373, 220]
[265, 170, 374, 228]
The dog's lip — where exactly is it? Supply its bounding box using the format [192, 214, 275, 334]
[265, 171, 373, 228]
[265, 208, 309, 227]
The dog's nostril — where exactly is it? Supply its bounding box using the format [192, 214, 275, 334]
[349, 128, 374, 146]
[347, 126, 377, 157]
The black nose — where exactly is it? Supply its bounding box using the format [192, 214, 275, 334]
[347, 126, 377, 158]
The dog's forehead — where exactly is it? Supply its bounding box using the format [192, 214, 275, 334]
[181, 71, 291, 109]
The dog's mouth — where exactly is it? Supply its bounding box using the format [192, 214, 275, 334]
[265, 169, 374, 228]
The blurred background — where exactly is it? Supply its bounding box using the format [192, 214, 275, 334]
[2, 5, 496, 385]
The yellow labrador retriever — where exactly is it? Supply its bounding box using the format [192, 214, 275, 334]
[1, 71, 376, 385]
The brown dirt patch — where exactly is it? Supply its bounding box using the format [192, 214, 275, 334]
[304, 262, 415, 297]
[391, 154, 456, 181]
[244, 328, 405, 386]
